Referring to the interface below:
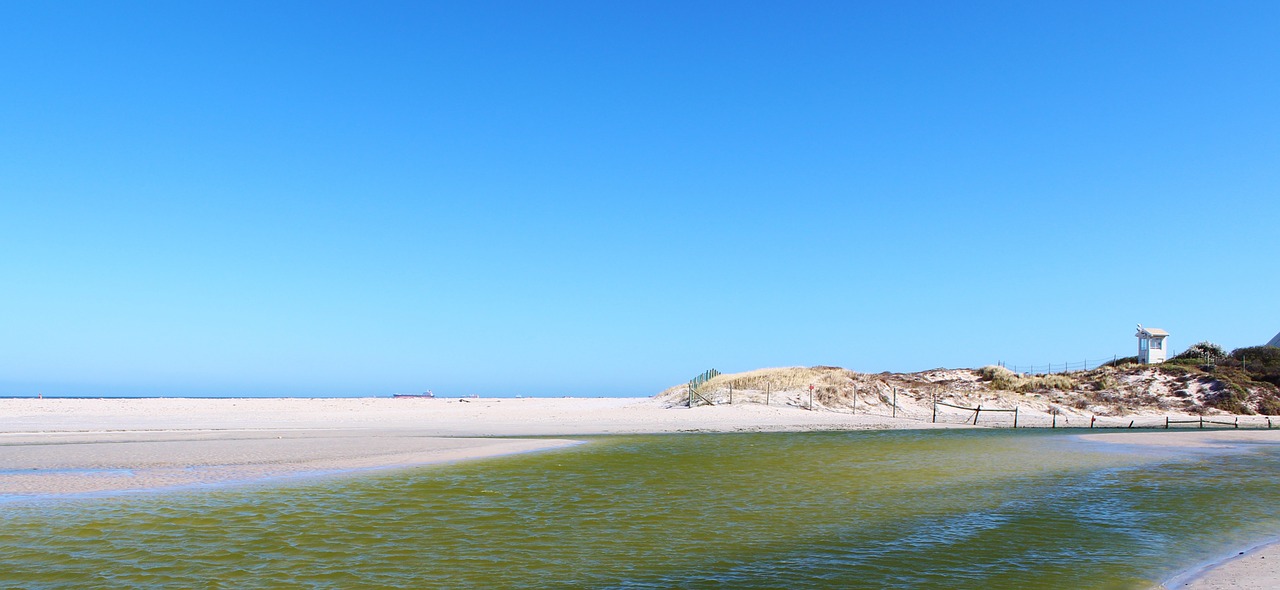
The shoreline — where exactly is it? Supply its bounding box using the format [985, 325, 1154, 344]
[1161, 537, 1280, 590]
[7, 397, 1280, 588]
[0, 396, 946, 500]
[1075, 429, 1280, 590]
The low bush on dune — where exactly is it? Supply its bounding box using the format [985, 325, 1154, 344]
[1173, 341, 1228, 363]
[1258, 395, 1280, 416]
[977, 366, 1011, 379]
[1201, 378, 1253, 414]
[1194, 348, 1280, 413]
[1090, 373, 1118, 391]
[1227, 346, 1280, 385]
[979, 365, 1077, 393]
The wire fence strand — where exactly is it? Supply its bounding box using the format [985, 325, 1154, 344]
[995, 354, 1136, 375]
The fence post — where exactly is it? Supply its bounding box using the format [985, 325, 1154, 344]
[1128, 420, 1134, 429]
[766, 382, 770, 406]
[729, 384, 733, 405]
[1013, 407, 1018, 428]
[1090, 415, 1095, 428]
[1235, 417, 1239, 429]
[1165, 417, 1169, 429]
[892, 387, 897, 418]
[1052, 412, 1057, 428]
[1199, 416, 1204, 429]
[852, 385, 856, 415]
[974, 405, 981, 426]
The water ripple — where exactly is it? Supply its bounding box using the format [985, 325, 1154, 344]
[3, 431, 1280, 589]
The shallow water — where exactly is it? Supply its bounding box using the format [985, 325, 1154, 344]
[3, 430, 1280, 588]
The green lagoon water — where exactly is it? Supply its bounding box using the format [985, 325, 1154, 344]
[4, 430, 1280, 588]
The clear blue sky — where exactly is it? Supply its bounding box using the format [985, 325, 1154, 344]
[2, 1, 1277, 397]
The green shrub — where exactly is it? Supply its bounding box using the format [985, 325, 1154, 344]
[1232, 346, 1280, 374]
[1175, 341, 1227, 362]
[1257, 395, 1280, 416]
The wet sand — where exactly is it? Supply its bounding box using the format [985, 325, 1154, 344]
[1162, 540, 1280, 590]
[1081, 430, 1280, 448]
[0, 429, 576, 499]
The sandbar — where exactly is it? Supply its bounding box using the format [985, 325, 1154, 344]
[1080, 430, 1280, 448]
[0, 428, 576, 499]
[0, 396, 939, 499]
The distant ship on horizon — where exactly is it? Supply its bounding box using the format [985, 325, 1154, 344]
[392, 391, 434, 398]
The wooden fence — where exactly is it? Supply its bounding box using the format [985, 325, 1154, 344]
[683, 377, 1278, 431]
[1164, 416, 1274, 429]
[933, 401, 1019, 427]
[687, 369, 720, 407]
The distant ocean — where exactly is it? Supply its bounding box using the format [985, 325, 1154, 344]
[0, 394, 538, 399]
[1, 395, 248, 400]
[3, 430, 1279, 588]
[0, 395, 373, 399]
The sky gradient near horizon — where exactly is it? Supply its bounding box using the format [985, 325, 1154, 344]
[2, 1, 1278, 397]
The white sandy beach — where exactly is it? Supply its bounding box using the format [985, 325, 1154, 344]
[0, 396, 942, 498]
[6, 396, 1280, 588]
[0, 396, 948, 436]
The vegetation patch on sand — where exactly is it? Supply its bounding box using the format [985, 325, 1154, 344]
[977, 366, 1076, 393]
[658, 346, 1280, 423]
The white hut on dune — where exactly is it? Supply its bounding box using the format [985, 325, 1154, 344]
[1136, 325, 1170, 364]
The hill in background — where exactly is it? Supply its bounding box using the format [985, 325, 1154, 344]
[659, 354, 1280, 423]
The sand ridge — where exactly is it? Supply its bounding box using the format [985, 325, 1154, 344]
[0, 429, 577, 498]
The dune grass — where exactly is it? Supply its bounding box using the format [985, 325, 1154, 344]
[978, 365, 1077, 393]
[705, 366, 856, 392]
